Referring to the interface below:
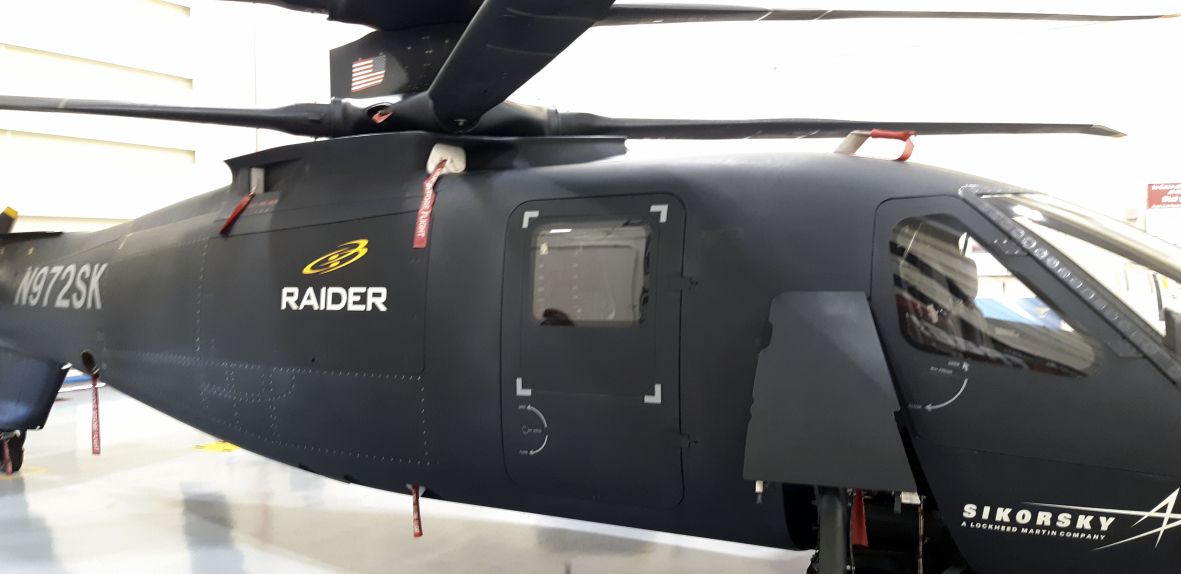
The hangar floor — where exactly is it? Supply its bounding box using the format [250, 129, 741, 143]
[0, 388, 810, 573]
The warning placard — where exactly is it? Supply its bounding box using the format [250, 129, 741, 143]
[1148, 183, 1181, 209]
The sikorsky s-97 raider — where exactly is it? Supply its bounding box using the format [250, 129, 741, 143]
[2, 2, 1181, 572]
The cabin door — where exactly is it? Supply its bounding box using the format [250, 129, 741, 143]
[501, 194, 685, 507]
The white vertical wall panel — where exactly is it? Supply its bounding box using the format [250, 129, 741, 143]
[0, 0, 203, 221]
[0, 44, 198, 151]
[11, 216, 130, 233]
[0, 129, 194, 219]
[0, 0, 194, 82]
[1, 1, 1177, 227]
[0, 44, 192, 98]
[0, 0, 366, 226]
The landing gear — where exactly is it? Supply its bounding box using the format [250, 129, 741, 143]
[803, 488, 974, 574]
[814, 487, 850, 574]
[1, 430, 26, 474]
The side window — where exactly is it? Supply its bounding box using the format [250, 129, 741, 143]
[891, 215, 1096, 376]
[530, 219, 650, 326]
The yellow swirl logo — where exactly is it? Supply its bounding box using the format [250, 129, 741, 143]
[302, 239, 369, 275]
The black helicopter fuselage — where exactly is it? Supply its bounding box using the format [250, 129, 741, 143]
[3, 132, 1181, 573]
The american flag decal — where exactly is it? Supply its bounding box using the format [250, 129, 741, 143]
[351, 55, 386, 93]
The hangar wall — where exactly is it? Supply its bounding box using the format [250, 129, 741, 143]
[515, 10, 1181, 234]
[0, 2, 1177, 238]
[0, 0, 364, 231]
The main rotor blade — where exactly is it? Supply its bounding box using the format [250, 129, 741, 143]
[599, 5, 1179, 26]
[426, 0, 616, 131]
[0, 95, 371, 138]
[553, 114, 1125, 138]
[218, 1, 1177, 29]
[1, 94, 1127, 141]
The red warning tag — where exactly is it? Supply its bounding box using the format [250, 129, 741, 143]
[2, 439, 11, 475]
[413, 160, 448, 249]
[851, 489, 868, 548]
[868, 129, 915, 161]
[410, 484, 424, 537]
[219, 191, 255, 235]
[91, 373, 101, 455]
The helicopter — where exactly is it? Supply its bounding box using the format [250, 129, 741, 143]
[2, 1, 1181, 572]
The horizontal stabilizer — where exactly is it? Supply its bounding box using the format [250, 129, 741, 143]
[0, 347, 66, 430]
[0, 208, 16, 234]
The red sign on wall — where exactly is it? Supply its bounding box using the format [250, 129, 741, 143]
[1148, 183, 1181, 209]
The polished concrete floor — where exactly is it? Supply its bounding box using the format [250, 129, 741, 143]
[0, 388, 810, 573]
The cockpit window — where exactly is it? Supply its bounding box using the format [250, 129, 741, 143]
[986, 193, 1181, 363]
[892, 215, 1096, 376]
[531, 220, 649, 326]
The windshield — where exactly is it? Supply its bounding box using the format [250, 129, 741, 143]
[985, 193, 1181, 358]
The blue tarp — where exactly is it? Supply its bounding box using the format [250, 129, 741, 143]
[976, 297, 1065, 329]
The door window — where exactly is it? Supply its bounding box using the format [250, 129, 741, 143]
[530, 220, 650, 326]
